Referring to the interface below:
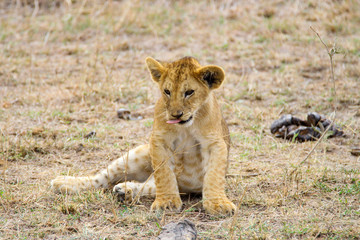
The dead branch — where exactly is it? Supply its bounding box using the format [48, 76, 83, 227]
[290, 27, 339, 176]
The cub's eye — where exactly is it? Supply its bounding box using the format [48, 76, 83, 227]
[164, 89, 171, 96]
[185, 90, 194, 98]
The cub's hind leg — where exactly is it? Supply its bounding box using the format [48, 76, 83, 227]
[51, 144, 152, 194]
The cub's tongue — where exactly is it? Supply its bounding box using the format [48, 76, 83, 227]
[166, 119, 181, 124]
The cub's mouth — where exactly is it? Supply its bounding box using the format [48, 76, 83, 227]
[166, 116, 193, 125]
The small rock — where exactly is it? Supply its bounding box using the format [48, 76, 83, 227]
[117, 108, 143, 120]
[117, 108, 131, 119]
[157, 219, 197, 240]
[84, 131, 96, 138]
[350, 147, 360, 156]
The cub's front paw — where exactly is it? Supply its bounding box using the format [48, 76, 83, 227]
[150, 195, 182, 212]
[203, 197, 236, 215]
[113, 184, 134, 203]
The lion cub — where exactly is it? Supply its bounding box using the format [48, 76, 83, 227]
[51, 56, 236, 215]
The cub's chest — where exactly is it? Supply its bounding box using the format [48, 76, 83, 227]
[168, 130, 206, 192]
[171, 131, 199, 155]
[169, 131, 205, 172]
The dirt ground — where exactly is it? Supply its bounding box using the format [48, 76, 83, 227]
[1, 0, 359, 239]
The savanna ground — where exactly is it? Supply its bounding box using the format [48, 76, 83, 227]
[1, 0, 360, 239]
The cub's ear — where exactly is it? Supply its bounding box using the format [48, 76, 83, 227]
[196, 65, 225, 89]
[145, 57, 165, 82]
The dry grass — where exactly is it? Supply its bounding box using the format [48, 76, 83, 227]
[1, 0, 360, 239]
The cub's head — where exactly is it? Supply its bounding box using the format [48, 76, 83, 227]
[145, 56, 225, 126]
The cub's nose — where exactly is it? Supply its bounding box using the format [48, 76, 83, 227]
[171, 111, 183, 119]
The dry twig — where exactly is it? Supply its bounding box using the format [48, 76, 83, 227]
[290, 27, 339, 176]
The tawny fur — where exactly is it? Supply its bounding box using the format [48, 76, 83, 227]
[51, 56, 236, 215]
